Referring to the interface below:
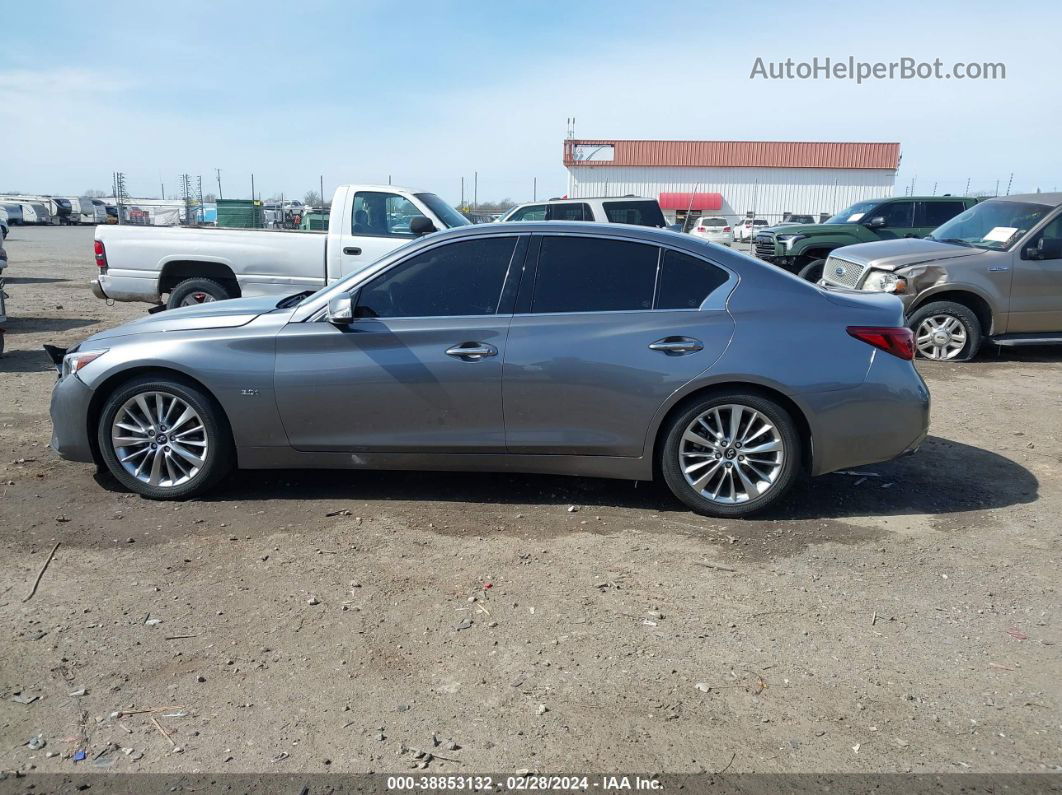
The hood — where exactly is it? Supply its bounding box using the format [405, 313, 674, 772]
[763, 223, 838, 237]
[87, 295, 287, 342]
[830, 238, 985, 272]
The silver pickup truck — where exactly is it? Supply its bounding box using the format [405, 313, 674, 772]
[821, 193, 1062, 361]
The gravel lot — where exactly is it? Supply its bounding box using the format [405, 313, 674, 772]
[1, 225, 1059, 775]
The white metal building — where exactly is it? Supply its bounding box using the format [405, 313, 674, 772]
[563, 139, 901, 225]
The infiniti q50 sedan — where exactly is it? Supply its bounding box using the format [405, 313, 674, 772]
[49, 222, 929, 517]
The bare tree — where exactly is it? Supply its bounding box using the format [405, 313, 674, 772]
[83, 189, 108, 198]
[303, 190, 322, 208]
[204, 193, 217, 203]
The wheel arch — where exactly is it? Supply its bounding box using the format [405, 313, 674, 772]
[908, 288, 994, 336]
[648, 380, 814, 480]
[86, 366, 236, 467]
[158, 259, 241, 298]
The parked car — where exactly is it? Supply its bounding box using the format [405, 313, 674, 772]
[689, 216, 734, 246]
[92, 185, 469, 309]
[0, 232, 7, 356]
[462, 212, 494, 224]
[734, 218, 769, 242]
[500, 196, 666, 228]
[1, 207, 8, 239]
[783, 214, 817, 225]
[820, 193, 1062, 361]
[50, 221, 928, 517]
[755, 196, 978, 280]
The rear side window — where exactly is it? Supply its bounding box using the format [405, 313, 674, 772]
[920, 201, 968, 227]
[656, 250, 729, 310]
[531, 236, 658, 313]
[602, 200, 666, 227]
[508, 204, 546, 222]
[546, 203, 593, 221]
[356, 237, 517, 318]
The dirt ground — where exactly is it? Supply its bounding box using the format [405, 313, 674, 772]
[0, 225, 1059, 776]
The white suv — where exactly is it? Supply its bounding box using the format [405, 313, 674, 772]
[501, 196, 666, 228]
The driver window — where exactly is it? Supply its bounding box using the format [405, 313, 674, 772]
[352, 191, 421, 237]
[876, 202, 914, 228]
[1028, 215, 1062, 260]
[356, 237, 518, 318]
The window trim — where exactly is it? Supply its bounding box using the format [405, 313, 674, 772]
[518, 231, 736, 317]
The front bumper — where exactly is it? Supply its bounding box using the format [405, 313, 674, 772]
[49, 373, 97, 463]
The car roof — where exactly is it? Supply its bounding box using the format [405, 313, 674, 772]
[425, 221, 703, 249]
[516, 196, 655, 205]
[993, 192, 1062, 208]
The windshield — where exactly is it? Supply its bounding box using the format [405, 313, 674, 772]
[701, 218, 726, 227]
[415, 193, 470, 229]
[927, 200, 1051, 250]
[824, 200, 879, 224]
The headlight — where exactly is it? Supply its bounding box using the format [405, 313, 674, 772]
[62, 349, 108, 379]
[775, 233, 807, 250]
[861, 270, 907, 294]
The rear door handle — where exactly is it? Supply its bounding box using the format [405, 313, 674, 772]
[648, 336, 703, 355]
[343, 247, 362, 255]
[445, 342, 498, 360]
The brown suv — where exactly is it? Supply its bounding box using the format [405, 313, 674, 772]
[820, 193, 1062, 361]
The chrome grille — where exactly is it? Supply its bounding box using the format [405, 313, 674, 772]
[822, 256, 865, 289]
[753, 233, 775, 259]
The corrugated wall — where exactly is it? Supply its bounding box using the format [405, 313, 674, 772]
[567, 166, 896, 221]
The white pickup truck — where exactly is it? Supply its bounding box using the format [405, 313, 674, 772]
[91, 185, 470, 308]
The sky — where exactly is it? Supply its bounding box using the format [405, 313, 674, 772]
[2, 0, 1059, 204]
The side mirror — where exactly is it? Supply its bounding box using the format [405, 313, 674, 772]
[1025, 238, 1062, 260]
[866, 216, 886, 229]
[327, 294, 354, 324]
[410, 216, 437, 236]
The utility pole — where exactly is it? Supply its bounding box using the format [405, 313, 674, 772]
[320, 175, 324, 207]
[964, 178, 971, 195]
[215, 168, 223, 199]
[473, 171, 478, 212]
[533, 177, 537, 202]
[995, 179, 1000, 196]
[113, 171, 128, 224]
[251, 173, 255, 201]
[460, 177, 465, 209]
[1006, 172, 1014, 196]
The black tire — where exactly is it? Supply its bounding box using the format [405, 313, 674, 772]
[907, 300, 982, 362]
[0, 332, 5, 357]
[166, 277, 232, 310]
[97, 375, 234, 499]
[660, 392, 802, 518]
[798, 259, 826, 282]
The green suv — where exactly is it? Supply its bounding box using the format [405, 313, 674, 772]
[754, 196, 978, 280]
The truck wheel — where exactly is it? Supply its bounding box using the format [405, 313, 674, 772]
[166, 278, 232, 309]
[97, 375, 234, 499]
[907, 301, 982, 362]
[660, 392, 802, 518]
[798, 259, 826, 282]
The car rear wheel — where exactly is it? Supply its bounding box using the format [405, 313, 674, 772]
[98, 376, 233, 499]
[907, 301, 982, 362]
[798, 259, 826, 282]
[660, 393, 802, 518]
[166, 277, 232, 310]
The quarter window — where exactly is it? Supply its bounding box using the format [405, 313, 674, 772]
[356, 237, 517, 318]
[531, 237, 658, 314]
[352, 192, 422, 237]
[602, 200, 666, 227]
[656, 250, 729, 309]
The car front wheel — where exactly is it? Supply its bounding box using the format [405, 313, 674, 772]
[98, 376, 233, 499]
[660, 393, 802, 518]
[907, 301, 982, 362]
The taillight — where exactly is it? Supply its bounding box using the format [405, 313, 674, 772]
[722, 226, 731, 232]
[847, 326, 915, 360]
[696, 227, 706, 232]
[94, 239, 107, 269]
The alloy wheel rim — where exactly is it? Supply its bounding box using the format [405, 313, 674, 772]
[679, 404, 784, 505]
[110, 391, 209, 487]
[180, 291, 216, 306]
[915, 315, 967, 360]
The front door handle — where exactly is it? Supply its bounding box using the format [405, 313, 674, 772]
[343, 247, 362, 255]
[445, 342, 498, 360]
[648, 336, 703, 355]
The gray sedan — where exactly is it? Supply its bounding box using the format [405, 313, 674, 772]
[48, 222, 929, 517]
